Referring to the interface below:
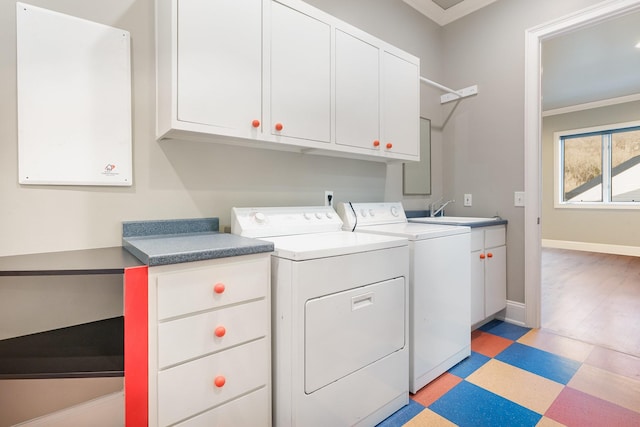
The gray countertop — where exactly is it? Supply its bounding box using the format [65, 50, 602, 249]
[122, 218, 274, 266]
[405, 211, 508, 228]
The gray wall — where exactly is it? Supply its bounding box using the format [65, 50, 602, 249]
[439, 0, 601, 303]
[542, 100, 640, 246]
[0, 0, 441, 258]
[0, 0, 615, 306]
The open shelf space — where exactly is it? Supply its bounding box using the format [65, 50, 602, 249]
[0, 316, 124, 379]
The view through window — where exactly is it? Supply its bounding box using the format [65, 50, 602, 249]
[558, 125, 640, 205]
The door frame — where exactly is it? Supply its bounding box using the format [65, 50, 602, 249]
[523, 0, 640, 328]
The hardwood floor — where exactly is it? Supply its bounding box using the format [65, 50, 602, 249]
[541, 248, 640, 357]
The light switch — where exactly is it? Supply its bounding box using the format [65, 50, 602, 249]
[463, 194, 472, 207]
[514, 191, 525, 207]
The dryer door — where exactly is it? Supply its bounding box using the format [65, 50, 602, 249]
[304, 277, 405, 393]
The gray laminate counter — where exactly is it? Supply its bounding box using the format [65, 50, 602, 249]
[405, 211, 508, 228]
[122, 218, 274, 266]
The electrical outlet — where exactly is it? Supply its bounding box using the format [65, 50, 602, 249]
[514, 191, 525, 207]
[463, 194, 472, 207]
[325, 190, 334, 207]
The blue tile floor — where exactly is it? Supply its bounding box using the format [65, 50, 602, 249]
[376, 319, 640, 426]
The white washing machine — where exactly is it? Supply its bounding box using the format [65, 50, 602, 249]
[336, 202, 471, 393]
[231, 206, 409, 427]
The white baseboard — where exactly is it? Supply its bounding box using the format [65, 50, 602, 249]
[542, 239, 640, 257]
[496, 300, 526, 327]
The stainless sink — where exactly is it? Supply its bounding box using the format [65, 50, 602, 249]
[410, 216, 500, 225]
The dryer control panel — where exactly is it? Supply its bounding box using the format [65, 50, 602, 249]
[336, 202, 407, 230]
[231, 206, 343, 238]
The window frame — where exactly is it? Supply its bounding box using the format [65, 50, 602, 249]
[554, 120, 640, 209]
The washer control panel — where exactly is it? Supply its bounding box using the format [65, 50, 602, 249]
[336, 202, 407, 230]
[231, 206, 343, 238]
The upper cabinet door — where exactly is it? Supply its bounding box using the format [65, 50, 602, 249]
[270, 1, 331, 143]
[176, 0, 262, 136]
[335, 29, 380, 151]
[381, 51, 420, 157]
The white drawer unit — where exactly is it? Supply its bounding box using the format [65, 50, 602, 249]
[470, 225, 507, 325]
[148, 253, 271, 427]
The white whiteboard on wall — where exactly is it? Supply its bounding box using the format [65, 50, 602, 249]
[16, 3, 132, 186]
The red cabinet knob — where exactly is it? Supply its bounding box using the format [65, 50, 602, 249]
[275, 123, 284, 131]
[213, 283, 226, 294]
[214, 376, 226, 388]
[252, 119, 260, 128]
[373, 140, 380, 147]
[487, 252, 493, 258]
[480, 253, 486, 259]
[386, 143, 393, 149]
[214, 326, 226, 338]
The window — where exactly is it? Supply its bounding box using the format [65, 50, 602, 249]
[555, 122, 640, 208]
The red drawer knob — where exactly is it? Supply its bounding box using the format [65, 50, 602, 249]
[480, 253, 486, 259]
[373, 140, 380, 147]
[275, 123, 284, 131]
[386, 142, 393, 149]
[252, 119, 260, 128]
[214, 376, 226, 388]
[214, 326, 226, 338]
[213, 283, 226, 294]
[487, 252, 493, 258]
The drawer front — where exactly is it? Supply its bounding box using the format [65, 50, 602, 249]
[156, 256, 269, 320]
[158, 299, 268, 369]
[175, 387, 269, 427]
[484, 226, 506, 248]
[157, 338, 268, 426]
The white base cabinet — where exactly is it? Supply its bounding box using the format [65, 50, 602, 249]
[147, 254, 271, 427]
[470, 225, 507, 326]
[156, 0, 420, 163]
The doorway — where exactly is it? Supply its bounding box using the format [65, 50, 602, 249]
[523, 0, 640, 329]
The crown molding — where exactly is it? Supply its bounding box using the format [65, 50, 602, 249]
[403, 0, 498, 26]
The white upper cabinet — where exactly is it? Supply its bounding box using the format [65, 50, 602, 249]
[335, 29, 380, 151]
[382, 51, 420, 157]
[157, 0, 263, 140]
[156, 0, 420, 162]
[269, 1, 331, 143]
[176, 0, 262, 135]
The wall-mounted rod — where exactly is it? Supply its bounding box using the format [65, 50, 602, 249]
[420, 76, 479, 104]
[420, 76, 462, 97]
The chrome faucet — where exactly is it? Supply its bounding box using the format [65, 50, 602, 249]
[430, 198, 455, 217]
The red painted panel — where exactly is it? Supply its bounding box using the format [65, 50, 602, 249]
[124, 265, 148, 426]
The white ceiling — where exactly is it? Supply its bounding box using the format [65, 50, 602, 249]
[405, 0, 640, 111]
[541, 10, 640, 111]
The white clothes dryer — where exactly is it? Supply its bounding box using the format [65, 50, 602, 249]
[231, 206, 409, 427]
[336, 202, 471, 393]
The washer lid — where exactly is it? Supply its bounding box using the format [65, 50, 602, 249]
[261, 231, 407, 261]
[356, 222, 469, 240]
